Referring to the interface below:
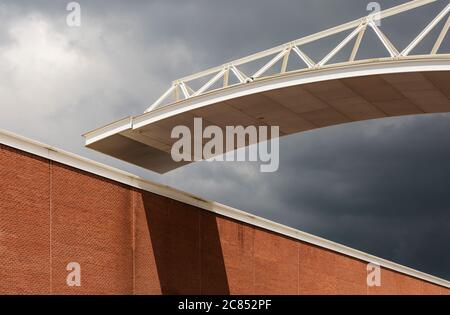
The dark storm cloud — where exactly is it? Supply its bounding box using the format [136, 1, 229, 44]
[277, 114, 450, 278]
[1, 0, 449, 279]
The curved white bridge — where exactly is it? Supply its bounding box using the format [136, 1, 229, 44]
[85, 0, 450, 173]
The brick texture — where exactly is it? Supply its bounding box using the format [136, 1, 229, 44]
[0, 146, 50, 294]
[0, 143, 448, 295]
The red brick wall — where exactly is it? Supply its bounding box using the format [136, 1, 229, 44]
[0, 144, 448, 295]
[50, 162, 134, 294]
[0, 146, 49, 294]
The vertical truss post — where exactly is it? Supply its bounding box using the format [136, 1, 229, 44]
[223, 67, 230, 87]
[350, 24, 367, 61]
[174, 84, 180, 101]
[281, 47, 291, 73]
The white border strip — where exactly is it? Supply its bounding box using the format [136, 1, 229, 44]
[84, 117, 132, 146]
[1, 128, 449, 289]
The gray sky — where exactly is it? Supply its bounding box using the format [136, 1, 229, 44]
[1, 0, 449, 280]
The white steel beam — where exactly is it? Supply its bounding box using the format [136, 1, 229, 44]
[292, 46, 315, 68]
[253, 49, 289, 78]
[281, 48, 291, 73]
[402, 3, 450, 56]
[230, 65, 247, 83]
[145, 85, 176, 113]
[179, 82, 191, 99]
[369, 22, 399, 57]
[319, 24, 365, 66]
[350, 25, 367, 61]
[193, 68, 226, 96]
[432, 12, 450, 54]
[174, 84, 180, 101]
[185, 83, 195, 95]
[223, 67, 230, 87]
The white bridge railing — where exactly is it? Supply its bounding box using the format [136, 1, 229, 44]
[145, 0, 450, 113]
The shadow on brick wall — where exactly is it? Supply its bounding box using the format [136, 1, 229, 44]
[141, 192, 229, 294]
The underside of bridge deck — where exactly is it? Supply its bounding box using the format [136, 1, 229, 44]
[85, 68, 450, 173]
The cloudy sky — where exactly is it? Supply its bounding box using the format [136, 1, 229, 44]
[1, 0, 449, 280]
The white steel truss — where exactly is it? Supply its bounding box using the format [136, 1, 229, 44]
[145, 0, 450, 113]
